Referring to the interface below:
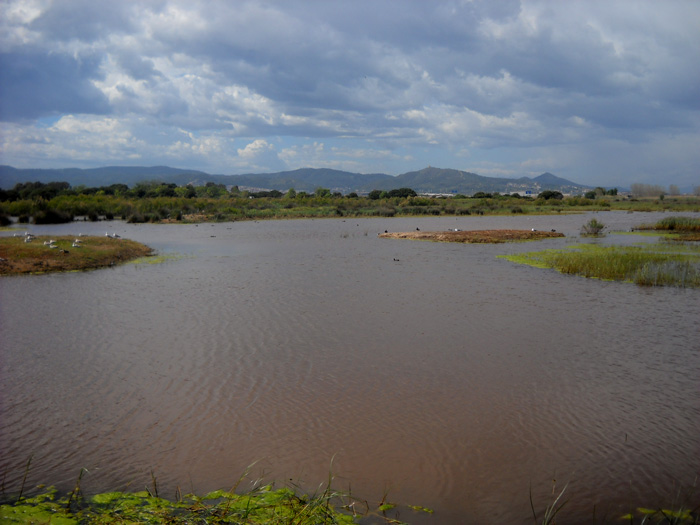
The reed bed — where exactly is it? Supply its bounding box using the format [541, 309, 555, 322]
[635, 216, 700, 241]
[645, 216, 700, 232]
[502, 243, 700, 288]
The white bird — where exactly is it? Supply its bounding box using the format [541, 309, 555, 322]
[72, 242, 81, 247]
[49, 244, 58, 249]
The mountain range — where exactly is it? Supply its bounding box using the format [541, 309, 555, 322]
[0, 165, 592, 195]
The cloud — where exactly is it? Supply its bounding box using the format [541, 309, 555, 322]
[0, 0, 698, 188]
[237, 139, 272, 159]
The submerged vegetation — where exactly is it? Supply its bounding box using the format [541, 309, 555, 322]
[501, 242, 700, 288]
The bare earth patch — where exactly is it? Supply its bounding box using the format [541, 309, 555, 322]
[0, 235, 153, 275]
[379, 229, 565, 243]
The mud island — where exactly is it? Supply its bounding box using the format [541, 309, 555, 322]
[0, 235, 153, 275]
[379, 229, 565, 243]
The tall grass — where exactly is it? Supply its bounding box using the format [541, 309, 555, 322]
[648, 216, 700, 232]
[501, 243, 700, 288]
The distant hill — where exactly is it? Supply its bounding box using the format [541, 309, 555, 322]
[0, 165, 591, 195]
[223, 168, 393, 193]
[0, 165, 212, 188]
[358, 167, 591, 194]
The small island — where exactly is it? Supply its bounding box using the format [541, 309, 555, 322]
[379, 229, 565, 243]
[0, 234, 153, 275]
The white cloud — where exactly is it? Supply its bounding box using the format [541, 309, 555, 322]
[237, 139, 273, 159]
[0, 0, 698, 187]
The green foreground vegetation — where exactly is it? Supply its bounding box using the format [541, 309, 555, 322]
[2, 483, 697, 524]
[0, 485, 364, 524]
[1, 181, 699, 224]
[0, 468, 435, 525]
[502, 217, 700, 288]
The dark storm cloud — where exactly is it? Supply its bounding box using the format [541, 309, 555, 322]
[0, 50, 110, 121]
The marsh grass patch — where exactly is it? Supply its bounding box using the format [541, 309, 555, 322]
[500, 242, 700, 288]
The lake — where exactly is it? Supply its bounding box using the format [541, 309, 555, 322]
[1, 211, 699, 523]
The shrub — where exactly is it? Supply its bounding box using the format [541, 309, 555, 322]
[539, 190, 564, 200]
[33, 209, 74, 224]
[127, 213, 146, 223]
[377, 206, 396, 217]
[581, 218, 605, 236]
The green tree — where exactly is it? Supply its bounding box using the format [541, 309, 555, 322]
[387, 187, 417, 198]
[538, 190, 563, 200]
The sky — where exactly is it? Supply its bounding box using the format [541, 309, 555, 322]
[1, 0, 699, 189]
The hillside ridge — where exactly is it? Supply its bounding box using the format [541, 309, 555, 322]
[0, 165, 592, 194]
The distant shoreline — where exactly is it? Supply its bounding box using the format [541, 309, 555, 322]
[379, 229, 565, 243]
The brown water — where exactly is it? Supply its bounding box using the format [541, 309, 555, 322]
[1, 212, 699, 523]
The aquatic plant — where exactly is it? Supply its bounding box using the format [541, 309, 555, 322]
[580, 217, 606, 236]
[501, 243, 700, 288]
[635, 216, 700, 241]
[649, 216, 700, 232]
[530, 482, 568, 525]
[0, 481, 437, 524]
[0, 458, 434, 524]
[621, 506, 699, 524]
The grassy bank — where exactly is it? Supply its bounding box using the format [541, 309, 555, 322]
[500, 242, 700, 287]
[0, 235, 153, 275]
